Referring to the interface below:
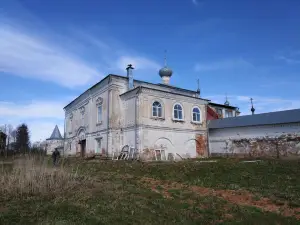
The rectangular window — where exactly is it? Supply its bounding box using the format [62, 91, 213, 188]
[225, 110, 233, 118]
[178, 111, 183, 120]
[97, 105, 102, 123]
[158, 107, 162, 117]
[153, 107, 157, 117]
[217, 108, 223, 116]
[174, 110, 178, 119]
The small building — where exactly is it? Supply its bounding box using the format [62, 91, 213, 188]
[46, 125, 64, 155]
[208, 103, 240, 119]
[208, 109, 300, 158]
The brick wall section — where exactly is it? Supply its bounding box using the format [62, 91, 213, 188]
[196, 134, 207, 157]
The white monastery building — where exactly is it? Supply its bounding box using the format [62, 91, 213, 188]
[46, 61, 300, 160]
[61, 63, 239, 159]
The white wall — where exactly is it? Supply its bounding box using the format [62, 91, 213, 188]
[209, 123, 300, 157]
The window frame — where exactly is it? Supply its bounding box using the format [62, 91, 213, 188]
[225, 110, 233, 118]
[192, 106, 201, 123]
[172, 103, 184, 121]
[152, 101, 163, 118]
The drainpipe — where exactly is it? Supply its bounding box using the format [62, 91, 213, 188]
[206, 104, 211, 157]
[134, 93, 138, 150]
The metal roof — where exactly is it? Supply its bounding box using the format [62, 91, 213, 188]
[64, 74, 210, 109]
[208, 102, 237, 109]
[47, 125, 63, 140]
[208, 108, 300, 129]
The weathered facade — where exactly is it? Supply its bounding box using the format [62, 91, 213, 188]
[63, 65, 238, 160]
[208, 109, 300, 158]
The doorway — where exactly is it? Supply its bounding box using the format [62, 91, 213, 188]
[79, 139, 86, 158]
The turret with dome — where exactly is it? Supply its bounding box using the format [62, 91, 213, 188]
[159, 50, 173, 85]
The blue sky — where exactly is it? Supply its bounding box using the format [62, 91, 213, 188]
[1, 0, 300, 142]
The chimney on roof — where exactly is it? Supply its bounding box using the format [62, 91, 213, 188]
[196, 78, 200, 97]
[126, 64, 134, 90]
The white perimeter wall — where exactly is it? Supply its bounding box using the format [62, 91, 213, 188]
[209, 123, 300, 156]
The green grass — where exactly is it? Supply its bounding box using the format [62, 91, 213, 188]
[1, 157, 300, 224]
[72, 159, 300, 206]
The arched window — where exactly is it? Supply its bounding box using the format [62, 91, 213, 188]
[152, 101, 162, 117]
[173, 104, 183, 120]
[192, 107, 201, 122]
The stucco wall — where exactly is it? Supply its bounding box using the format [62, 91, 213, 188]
[64, 75, 128, 157]
[138, 89, 208, 130]
[140, 127, 207, 160]
[209, 123, 300, 158]
[46, 140, 63, 155]
[63, 74, 210, 159]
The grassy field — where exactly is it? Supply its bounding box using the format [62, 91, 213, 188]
[1, 157, 300, 224]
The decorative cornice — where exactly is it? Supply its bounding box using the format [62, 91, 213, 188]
[141, 88, 208, 104]
[142, 124, 206, 132]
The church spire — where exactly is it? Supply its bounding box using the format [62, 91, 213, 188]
[224, 93, 230, 106]
[164, 49, 167, 67]
[250, 97, 255, 115]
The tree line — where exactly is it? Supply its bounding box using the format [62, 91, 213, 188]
[0, 123, 44, 157]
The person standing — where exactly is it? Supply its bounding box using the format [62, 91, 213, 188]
[52, 149, 60, 166]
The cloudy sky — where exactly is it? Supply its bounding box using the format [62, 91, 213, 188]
[1, 0, 300, 142]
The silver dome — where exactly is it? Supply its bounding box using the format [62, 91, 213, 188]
[159, 66, 173, 77]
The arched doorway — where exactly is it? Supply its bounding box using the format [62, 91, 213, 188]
[77, 127, 86, 158]
[154, 137, 174, 160]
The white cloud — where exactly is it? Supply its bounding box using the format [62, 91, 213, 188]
[28, 121, 64, 143]
[195, 59, 253, 72]
[0, 22, 161, 86]
[0, 101, 65, 119]
[0, 24, 102, 88]
[0, 100, 66, 142]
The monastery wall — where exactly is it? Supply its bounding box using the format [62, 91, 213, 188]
[209, 123, 300, 158]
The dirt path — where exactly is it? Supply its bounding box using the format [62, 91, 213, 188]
[140, 177, 300, 220]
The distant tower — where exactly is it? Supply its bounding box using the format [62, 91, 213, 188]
[224, 94, 230, 106]
[126, 64, 134, 90]
[159, 50, 173, 85]
[196, 79, 201, 97]
[250, 98, 255, 115]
